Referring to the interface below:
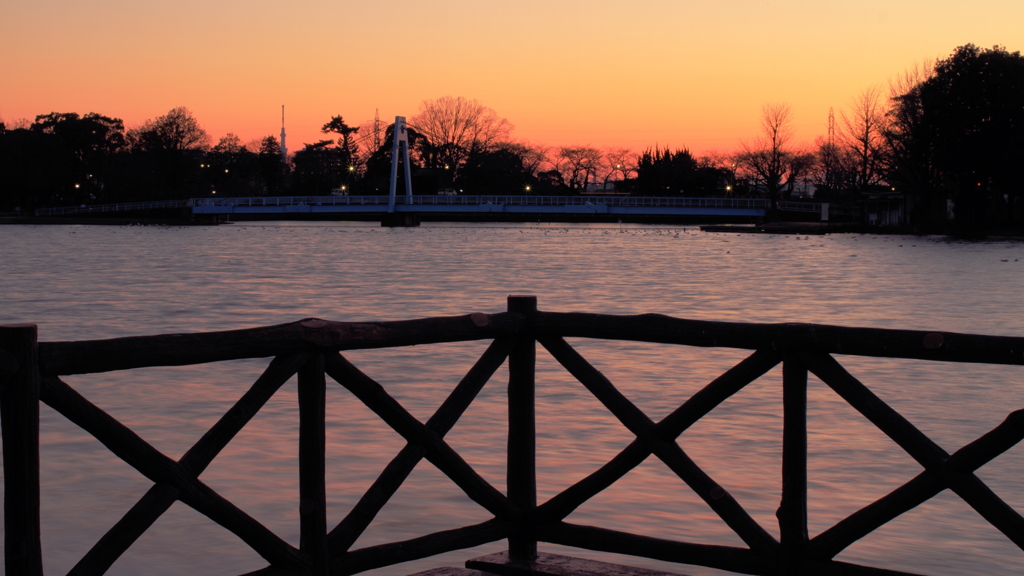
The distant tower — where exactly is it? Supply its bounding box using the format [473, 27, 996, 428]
[280, 105, 288, 160]
[370, 108, 384, 151]
[825, 107, 836, 188]
[827, 107, 836, 148]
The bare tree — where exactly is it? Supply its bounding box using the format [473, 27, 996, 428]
[785, 151, 818, 198]
[4, 117, 31, 130]
[244, 137, 266, 153]
[840, 86, 888, 189]
[813, 135, 856, 192]
[603, 147, 636, 185]
[736, 103, 797, 203]
[410, 96, 514, 175]
[558, 146, 603, 192]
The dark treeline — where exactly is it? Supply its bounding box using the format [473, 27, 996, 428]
[2, 44, 1022, 233]
[733, 44, 1024, 235]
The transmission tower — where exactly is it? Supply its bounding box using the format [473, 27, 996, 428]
[370, 109, 385, 151]
[828, 107, 836, 148]
[353, 108, 387, 161]
[825, 107, 836, 189]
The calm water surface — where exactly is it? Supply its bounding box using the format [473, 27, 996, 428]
[1, 222, 1023, 576]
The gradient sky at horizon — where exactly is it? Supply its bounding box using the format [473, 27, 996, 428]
[2, 0, 1022, 155]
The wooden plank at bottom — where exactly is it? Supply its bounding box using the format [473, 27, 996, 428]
[467, 551, 691, 576]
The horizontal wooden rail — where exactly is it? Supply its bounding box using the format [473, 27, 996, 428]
[3, 298, 1023, 576]
[38, 311, 1024, 378]
[533, 311, 1024, 365]
[37, 313, 522, 376]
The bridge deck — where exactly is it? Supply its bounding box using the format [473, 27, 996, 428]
[190, 195, 769, 217]
[33, 196, 861, 220]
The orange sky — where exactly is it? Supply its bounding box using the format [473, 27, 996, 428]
[2, 0, 1022, 156]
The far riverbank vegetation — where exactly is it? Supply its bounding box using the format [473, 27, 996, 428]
[2, 44, 1022, 236]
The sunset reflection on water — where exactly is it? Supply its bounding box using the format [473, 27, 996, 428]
[2, 222, 1023, 576]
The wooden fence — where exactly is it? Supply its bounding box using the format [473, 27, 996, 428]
[3, 296, 1024, 576]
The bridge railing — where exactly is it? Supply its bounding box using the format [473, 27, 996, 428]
[3, 297, 1023, 576]
[190, 196, 771, 209]
[34, 200, 190, 216]
[35, 196, 778, 215]
[777, 200, 860, 216]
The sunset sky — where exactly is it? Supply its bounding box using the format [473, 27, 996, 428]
[2, 0, 1021, 155]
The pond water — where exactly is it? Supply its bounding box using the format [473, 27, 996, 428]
[1, 221, 1023, 576]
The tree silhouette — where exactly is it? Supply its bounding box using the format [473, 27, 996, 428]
[840, 87, 888, 190]
[321, 116, 360, 170]
[292, 140, 345, 195]
[884, 64, 940, 225]
[635, 148, 727, 196]
[736, 103, 800, 204]
[29, 112, 126, 203]
[124, 107, 210, 199]
[128, 107, 209, 153]
[456, 148, 534, 195]
[410, 96, 513, 177]
[888, 44, 1024, 233]
[557, 146, 603, 193]
[603, 147, 636, 186]
[0, 125, 68, 209]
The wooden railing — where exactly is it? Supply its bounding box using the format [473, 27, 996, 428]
[3, 296, 1024, 576]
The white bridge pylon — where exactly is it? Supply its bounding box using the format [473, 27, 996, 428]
[387, 116, 413, 213]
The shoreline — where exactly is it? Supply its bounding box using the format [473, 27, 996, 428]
[0, 216, 220, 226]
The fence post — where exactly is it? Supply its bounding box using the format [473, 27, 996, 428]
[298, 353, 328, 575]
[507, 295, 537, 562]
[0, 324, 44, 576]
[779, 355, 809, 570]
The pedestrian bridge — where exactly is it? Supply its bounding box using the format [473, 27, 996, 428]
[190, 195, 769, 217]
